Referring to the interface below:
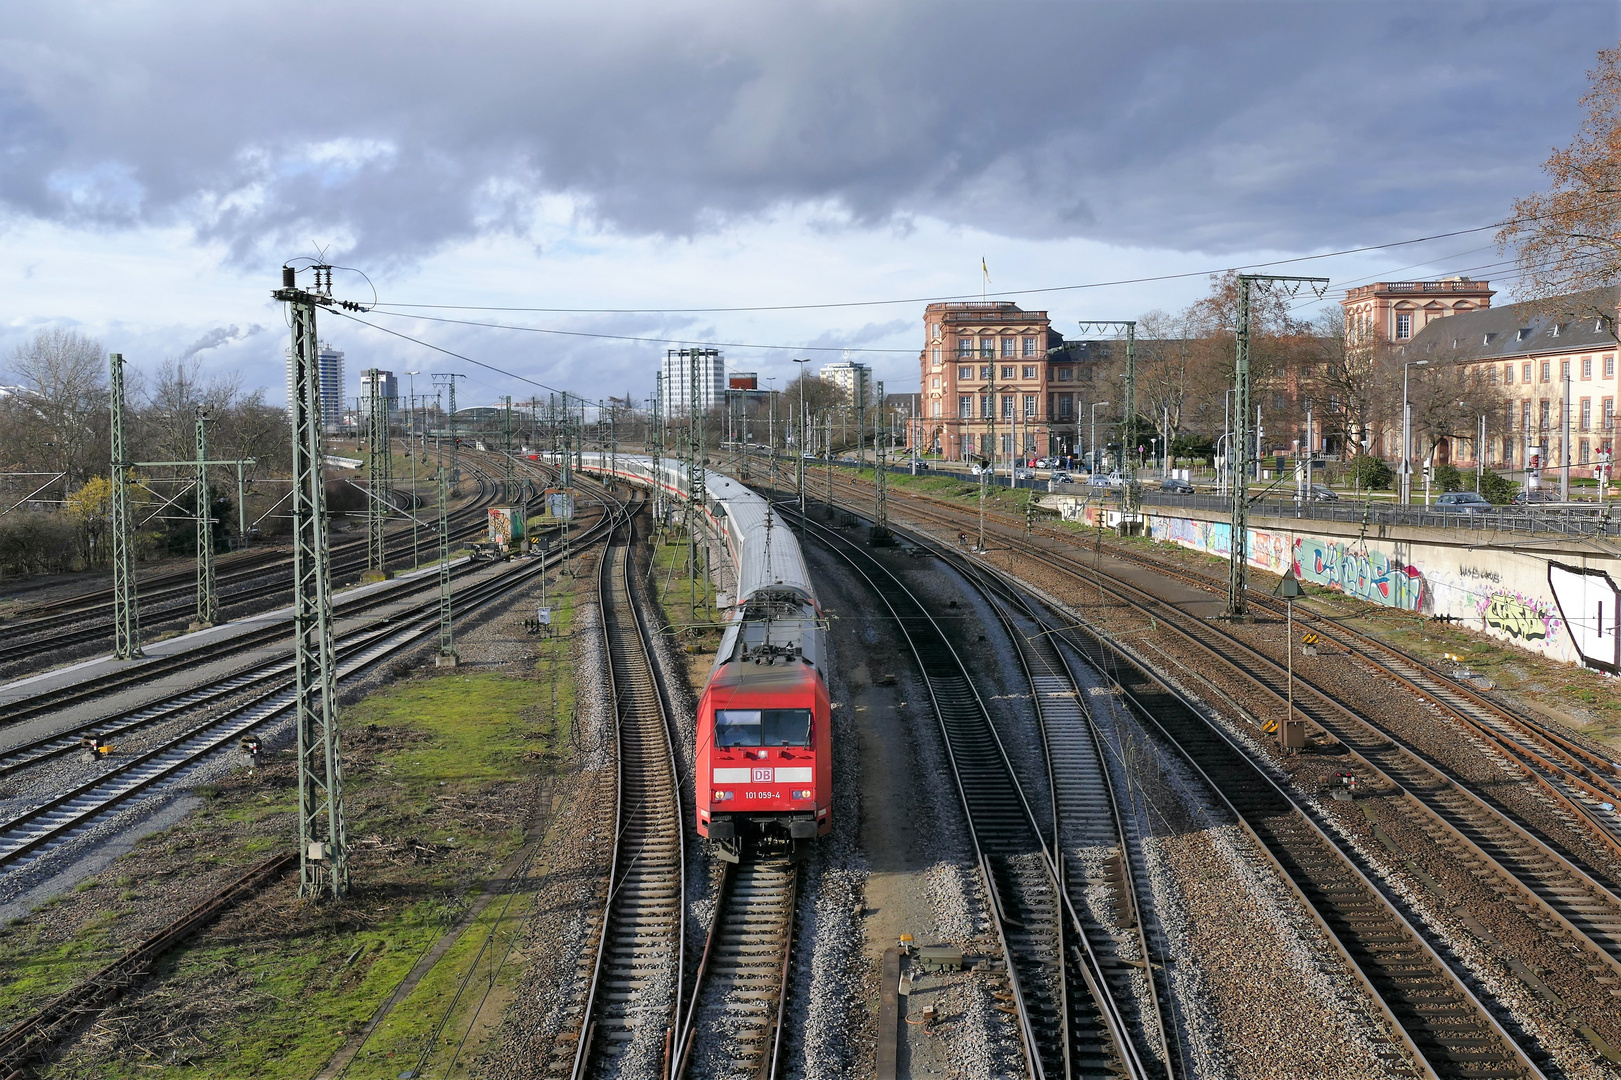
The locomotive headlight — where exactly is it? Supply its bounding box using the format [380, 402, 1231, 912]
[713, 790, 734, 801]
[791, 789, 813, 800]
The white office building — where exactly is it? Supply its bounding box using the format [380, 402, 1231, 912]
[819, 360, 873, 410]
[358, 368, 398, 422]
[284, 340, 347, 431]
[661, 348, 726, 416]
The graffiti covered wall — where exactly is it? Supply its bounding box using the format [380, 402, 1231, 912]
[1065, 501, 1598, 666]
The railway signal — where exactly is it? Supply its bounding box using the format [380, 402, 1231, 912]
[1274, 566, 1307, 750]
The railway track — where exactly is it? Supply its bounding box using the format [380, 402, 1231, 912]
[836, 470, 1621, 867]
[950, 550, 1182, 1078]
[673, 855, 799, 1080]
[0, 465, 513, 670]
[813, 482, 1562, 1076]
[0, 483, 615, 878]
[790, 505, 1151, 1080]
[562, 502, 687, 1078]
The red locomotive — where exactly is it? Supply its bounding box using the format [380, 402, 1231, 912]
[594, 458, 832, 860]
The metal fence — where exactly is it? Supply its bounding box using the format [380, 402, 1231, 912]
[1134, 491, 1621, 539]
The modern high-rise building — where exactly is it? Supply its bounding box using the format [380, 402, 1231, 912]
[661, 348, 726, 416]
[285, 340, 347, 431]
[358, 368, 398, 422]
[819, 360, 872, 409]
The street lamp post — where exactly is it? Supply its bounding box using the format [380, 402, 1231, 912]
[1401, 359, 1430, 505]
[1090, 401, 1111, 474]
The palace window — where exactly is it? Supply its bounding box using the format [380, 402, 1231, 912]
[1523, 362, 1533, 382]
[1001, 365, 1015, 380]
[1542, 361, 1551, 382]
[1059, 394, 1074, 419]
[1607, 398, 1615, 430]
[979, 365, 992, 379]
[1504, 363, 1514, 384]
[1022, 336, 1036, 356]
[1540, 400, 1551, 429]
[1584, 356, 1593, 379]
[1024, 394, 1037, 417]
[1562, 360, 1571, 379]
[1608, 355, 1617, 378]
[957, 338, 973, 357]
[931, 347, 941, 363]
[1395, 313, 1412, 339]
[1582, 398, 1592, 430]
[1582, 439, 1592, 464]
[931, 400, 942, 418]
[959, 365, 973, 380]
[980, 338, 996, 358]
[1056, 367, 1073, 381]
[1001, 337, 1016, 357]
[1022, 365, 1037, 380]
[1001, 394, 1014, 419]
[958, 395, 972, 418]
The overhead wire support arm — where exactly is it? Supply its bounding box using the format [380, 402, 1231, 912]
[1224, 274, 1330, 619]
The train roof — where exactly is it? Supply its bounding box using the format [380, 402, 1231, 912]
[596, 457, 816, 607]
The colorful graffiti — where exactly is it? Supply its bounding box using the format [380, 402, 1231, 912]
[1292, 537, 1428, 611]
[1477, 590, 1563, 644]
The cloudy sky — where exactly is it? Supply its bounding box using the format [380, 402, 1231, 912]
[1, 1, 1614, 410]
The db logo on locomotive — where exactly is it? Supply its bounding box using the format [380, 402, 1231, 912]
[752, 767, 773, 783]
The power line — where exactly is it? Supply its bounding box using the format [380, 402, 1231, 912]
[369, 220, 1519, 317]
[356, 307, 918, 354]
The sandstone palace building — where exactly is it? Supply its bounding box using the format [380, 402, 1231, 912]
[918, 301, 1083, 460]
[1344, 279, 1621, 475]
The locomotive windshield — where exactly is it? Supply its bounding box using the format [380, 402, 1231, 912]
[714, 709, 812, 747]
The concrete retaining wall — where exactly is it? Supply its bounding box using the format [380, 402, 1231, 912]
[1044, 495, 1621, 672]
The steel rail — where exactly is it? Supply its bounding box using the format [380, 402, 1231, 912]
[0, 492, 617, 875]
[788, 504, 1149, 1080]
[949, 549, 1181, 1080]
[0, 472, 503, 666]
[568, 495, 689, 1080]
[804, 479, 1544, 1078]
[837, 471, 1621, 864]
[1004, 540, 1621, 994]
[0, 466, 565, 730]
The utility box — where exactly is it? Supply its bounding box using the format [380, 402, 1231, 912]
[547, 492, 575, 520]
[488, 507, 526, 549]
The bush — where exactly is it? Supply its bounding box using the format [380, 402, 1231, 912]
[1432, 463, 1467, 492]
[1479, 469, 1519, 504]
[0, 514, 79, 576]
[1347, 455, 1392, 491]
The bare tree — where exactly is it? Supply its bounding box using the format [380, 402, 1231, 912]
[1499, 44, 1621, 307]
[1405, 352, 1511, 466]
[1310, 308, 1392, 457]
[1, 328, 109, 485]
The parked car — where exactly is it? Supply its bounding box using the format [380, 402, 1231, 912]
[1435, 491, 1493, 514]
[1089, 473, 1125, 488]
[1160, 477, 1195, 494]
[1013, 466, 1034, 481]
[1513, 489, 1556, 504]
[1308, 483, 1339, 501]
[1050, 471, 1077, 485]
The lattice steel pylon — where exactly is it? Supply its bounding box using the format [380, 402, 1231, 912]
[502, 395, 516, 500]
[275, 264, 349, 899]
[194, 409, 216, 627]
[1225, 274, 1330, 617]
[109, 353, 142, 659]
[365, 369, 390, 574]
[433, 373, 465, 493]
[437, 466, 455, 663]
[872, 380, 890, 543]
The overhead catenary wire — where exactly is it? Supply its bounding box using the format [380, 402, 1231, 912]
[369, 220, 1525, 316]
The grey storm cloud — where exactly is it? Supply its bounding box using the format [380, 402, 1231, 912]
[0, 1, 1612, 265]
[178, 323, 263, 360]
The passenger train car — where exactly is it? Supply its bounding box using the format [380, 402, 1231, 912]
[587, 457, 831, 857]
